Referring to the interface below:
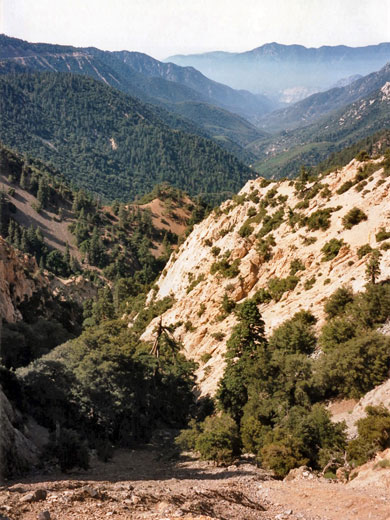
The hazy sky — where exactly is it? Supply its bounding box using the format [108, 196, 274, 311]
[2, 0, 390, 59]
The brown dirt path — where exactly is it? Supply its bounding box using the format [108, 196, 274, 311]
[1, 447, 389, 520]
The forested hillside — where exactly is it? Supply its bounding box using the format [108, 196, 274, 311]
[0, 34, 268, 156]
[249, 82, 390, 178]
[0, 72, 254, 202]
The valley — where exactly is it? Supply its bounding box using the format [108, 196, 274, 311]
[1, 28, 390, 520]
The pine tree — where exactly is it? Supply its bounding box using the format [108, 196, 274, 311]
[37, 177, 49, 208]
[216, 300, 269, 424]
[365, 249, 382, 284]
[20, 166, 29, 190]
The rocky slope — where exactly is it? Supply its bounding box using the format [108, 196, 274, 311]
[142, 157, 390, 396]
[0, 237, 44, 323]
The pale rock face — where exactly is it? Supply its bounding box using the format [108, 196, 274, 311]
[0, 237, 43, 322]
[380, 81, 390, 100]
[142, 158, 390, 396]
[331, 378, 390, 438]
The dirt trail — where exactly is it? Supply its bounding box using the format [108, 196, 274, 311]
[1, 445, 389, 520]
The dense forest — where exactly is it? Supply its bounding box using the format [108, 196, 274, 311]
[0, 72, 254, 203]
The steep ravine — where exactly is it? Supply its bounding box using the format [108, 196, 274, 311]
[142, 158, 390, 395]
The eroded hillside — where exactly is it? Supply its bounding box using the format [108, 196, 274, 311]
[142, 156, 390, 395]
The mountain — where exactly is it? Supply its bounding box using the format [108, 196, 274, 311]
[112, 50, 274, 120]
[141, 153, 390, 396]
[0, 72, 255, 202]
[248, 82, 390, 178]
[167, 42, 390, 102]
[259, 63, 390, 132]
[0, 34, 269, 150]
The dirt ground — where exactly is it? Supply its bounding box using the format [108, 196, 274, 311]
[1, 440, 389, 520]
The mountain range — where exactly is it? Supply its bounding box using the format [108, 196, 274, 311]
[0, 34, 270, 156]
[167, 42, 390, 102]
[259, 62, 390, 132]
[250, 81, 390, 178]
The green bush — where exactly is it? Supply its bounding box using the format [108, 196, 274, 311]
[305, 208, 334, 231]
[321, 239, 345, 261]
[347, 406, 390, 466]
[376, 228, 390, 242]
[290, 259, 305, 275]
[195, 414, 240, 465]
[337, 180, 354, 195]
[210, 258, 240, 278]
[355, 150, 369, 162]
[304, 277, 316, 290]
[221, 293, 236, 314]
[260, 434, 308, 478]
[269, 310, 317, 355]
[319, 317, 356, 351]
[324, 286, 354, 319]
[256, 234, 276, 262]
[238, 220, 254, 237]
[357, 244, 373, 259]
[342, 207, 368, 229]
[316, 332, 390, 398]
[267, 276, 299, 301]
[252, 288, 272, 305]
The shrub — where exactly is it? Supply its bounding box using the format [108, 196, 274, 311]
[347, 406, 390, 466]
[211, 332, 225, 341]
[186, 273, 205, 293]
[305, 208, 334, 231]
[319, 317, 356, 351]
[290, 259, 305, 276]
[324, 286, 354, 319]
[256, 234, 276, 262]
[342, 207, 368, 229]
[357, 244, 373, 259]
[304, 277, 316, 290]
[257, 208, 284, 237]
[211, 246, 221, 257]
[210, 258, 240, 278]
[302, 235, 317, 246]
[238, 220, 254, 237]
[267, 276, 299, 302]
[269, 310, 317, 355]
[295, 200, 310, 210]
[355, 150, 369, 162]
[337, 180, 354, 195]
[316, 332, 390, 398]
[221, 293, 236, 314]
[376, 228, 390, 242]
[321, 239, 345, 261]
[260, 434, 308, 478]
[252, 288, 272, 305]
[197, 303, 206, 317]
[201, 352, 212, 364]
[195, 414, 241, 465]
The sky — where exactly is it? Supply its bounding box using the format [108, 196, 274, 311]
[1, 0, 390, 60]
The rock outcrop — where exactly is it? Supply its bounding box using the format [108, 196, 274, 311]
[141, 158, 390, 395]
[0, 237, 44, 323]
[0, 389, 39, 481]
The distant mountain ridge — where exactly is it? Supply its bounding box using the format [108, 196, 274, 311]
[259, 62, 390, 132]
[248, 81, 390, 178]
[167, 42, 390, 101]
